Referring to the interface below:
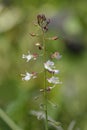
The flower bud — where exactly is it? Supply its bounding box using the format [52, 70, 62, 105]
[33, 53, 38, 60]
[48, 36, 58, 40]
[40, 89, 44, 92]
[35, 43, 43, 50]
[51, 52, 62, 60]
[41, 14, 46, 21]
[51, 36, 58, 40]
[46, 87, 51, 92]
[29, 33, 38, 37]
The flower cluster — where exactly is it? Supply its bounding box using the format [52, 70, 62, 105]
[21, 14, 62, 91]
[44, 59, 62, 92]
[37, 14, 50, 32]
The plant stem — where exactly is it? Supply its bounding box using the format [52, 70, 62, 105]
[42, 31, 48, 130]
[0, 108, 22, 130]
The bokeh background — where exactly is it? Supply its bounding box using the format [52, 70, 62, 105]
[0, 0, 87, 130]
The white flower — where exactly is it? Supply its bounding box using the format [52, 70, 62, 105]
[44, 60, 55, 70]
[21, 72, 33, 81]
[22, 51, 33, 62]
[44, 60, 59, 74]
[47, 76, 62, 84]
[21, 72, 37, 81]
[22, 51, 38, 62]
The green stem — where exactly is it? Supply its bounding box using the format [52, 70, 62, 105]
[42, 31, 48, 130]
[0, 108, 23, 130]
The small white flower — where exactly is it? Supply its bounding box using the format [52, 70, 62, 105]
[21, 72, 33, 81]
[21, 72, 37, 81]
[22, 51, 38, 62]
[44, 60, 59, 74]
[44, 60, 55, 70]
[47, 76, 62, 84]
[22, 52, 33, 62]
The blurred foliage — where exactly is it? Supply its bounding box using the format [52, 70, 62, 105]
[0, 0, 87, 130]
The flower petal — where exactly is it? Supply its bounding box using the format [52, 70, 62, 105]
[21, 72, 32, 81]
[47, 76, 61, 84]
[22, 53, 33, 62]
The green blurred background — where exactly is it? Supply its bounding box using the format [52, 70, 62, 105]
[0, 0, 87, 130]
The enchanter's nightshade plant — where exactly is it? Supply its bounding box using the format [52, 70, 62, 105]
[21, 14, 62, 130]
